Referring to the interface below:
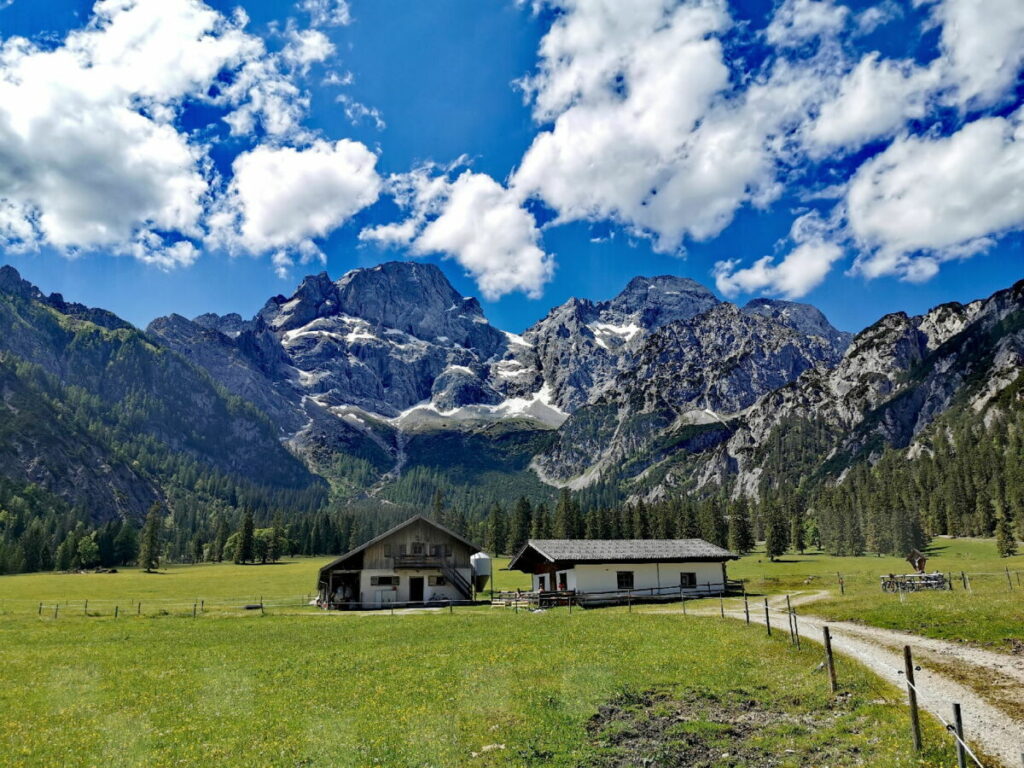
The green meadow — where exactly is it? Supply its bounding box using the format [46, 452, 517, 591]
[1, 605, 959, 767]
[728, 537, 1024, 650]
[0, 537, 1018, 766]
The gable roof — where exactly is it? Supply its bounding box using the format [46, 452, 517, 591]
[508, 539, 737, 571]
[317, 515, 482, 577]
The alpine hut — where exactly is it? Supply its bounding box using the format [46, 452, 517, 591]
[316, 515, 486, 609]
[507, 539, 738, 605]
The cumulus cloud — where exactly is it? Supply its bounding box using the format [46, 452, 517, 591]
[714, 212, 844, 298]
[298, 0, 352, 27]
[847, 109, 1024, 281]
[513, 0, 776, 252]
[281, 28, 335, 74]
[211, 139, 381, 267]
[0, 0, 345, 269]
[362, 166, 554, 300]
[928, 0, 1024, 108]
[804, 53, 939, 155]
[765, 0, 849, 47]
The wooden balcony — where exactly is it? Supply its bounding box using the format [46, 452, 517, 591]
[392, 555, 446, 569]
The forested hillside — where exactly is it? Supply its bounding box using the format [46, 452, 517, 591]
[0, 264, 1021, 575]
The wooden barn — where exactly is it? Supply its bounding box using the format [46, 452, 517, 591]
[316, 515, 485, 609]
[507, 539, 738, 605]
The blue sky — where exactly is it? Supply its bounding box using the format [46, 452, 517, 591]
[0, 0, 1020, 334]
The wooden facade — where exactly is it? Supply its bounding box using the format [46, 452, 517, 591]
[316, 515, 482, 609]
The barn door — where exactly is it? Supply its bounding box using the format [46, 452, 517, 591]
[409, 577, 424, 602]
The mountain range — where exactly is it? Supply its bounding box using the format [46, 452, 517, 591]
[0, 260, 1021, 531]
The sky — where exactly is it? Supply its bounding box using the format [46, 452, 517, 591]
[0, 0, 1021, 334]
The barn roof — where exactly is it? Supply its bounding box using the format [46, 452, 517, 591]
[508, 539, 737, 571]
[317, 514, 482, 578]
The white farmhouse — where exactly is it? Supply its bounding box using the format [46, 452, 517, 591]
[507, 539, 738, 605]
[316, 515, 487, 609]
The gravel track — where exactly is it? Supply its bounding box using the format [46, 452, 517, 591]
[679, 592, 1024, 767]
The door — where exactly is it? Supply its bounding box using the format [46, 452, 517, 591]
[409, 576, 424, 602]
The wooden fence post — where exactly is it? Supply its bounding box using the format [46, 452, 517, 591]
[200, 600, 204, 613]
[960, 571, 967, 590]
[53, 604, 58, 619]
[192, 603, 197, 619]
[823, 626, 837, 693]
[763, 599, 771, 637]
[744, 594, 749, 624]
[38, 602, 42, 616]
[719, 596, 724, 618]
[84, 599, 88, 615]
[681, 595, 687, 616]
[627, 592, 632, 613]
[137, 602, 141, 616]
[903, 645, 922, 752]
[1006, 568, 1013, 591]
[115, 605, 119, 619]
[952, 702, 966, 768]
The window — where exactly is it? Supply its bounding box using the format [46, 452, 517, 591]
[444, 544, 452, 557]
[557, 572, 568, 590]
[384, 544, 392, 558]
[371, 576, 399, 586]
[616, 571, 634, 590]
[430, 544, 441, 556]
[680, 572, 697, 588]
[399, 544, 407, 556]
[537, 575, 547, 591]
[428, 575, 446, 586]
[412, 542, 424, 555]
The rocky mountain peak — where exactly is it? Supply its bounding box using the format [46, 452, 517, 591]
[743, 298, 852, 350]
[605, 275, 720, 330]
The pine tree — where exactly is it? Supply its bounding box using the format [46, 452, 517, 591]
[530, 503, 551, 538]
[236, 508, 255, 564]
[269, 511, 285, 563]
[790, 505, 806, 554]
[553, 489, 581, 538]
[113, 520, 138, 566]
[727, 498, 754, 554]
[698, 499, 727, 548]
[138, 503, 162, 573]
[995, 501, 1018, 558]
[509, 497, 532, 553]
[486, 503, 508, 555]
[764, 502, 789, 561]
[430, 489, 445, 522]
[212, 516, 229, 562]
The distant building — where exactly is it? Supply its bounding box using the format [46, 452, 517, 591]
[507, 539, 738, 604]
[316, 515, 487, 609]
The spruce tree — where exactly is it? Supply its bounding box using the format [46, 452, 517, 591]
[530, 503, 551, 538]
[236, 508, 255, 564]
[764, 503, 789, 561]
[213, 516, 229, 562]
[790, 506, 806, 554]
[138, 503, 162, 573]
[727, 499, 754, 554]
[269, 511, 285, 563]
[113, 520, 138, 566]
[995, 502, 1018, 557]
[553, 489, 580, 538]
[509, 497, 532, 552]
[486, 503, 508, 555]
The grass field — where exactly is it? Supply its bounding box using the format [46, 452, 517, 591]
[0, 604, 961, 767]
[727, 537, 1024, 651]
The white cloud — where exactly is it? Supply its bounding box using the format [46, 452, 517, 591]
[714, 212, 844, 298]
[765, 0, 849, 47]
[847, 109, 1024, 280]
[362, 167, 554, 300]
[282, 29, 335, 74]
[855, 1, 902, 35]
[928, 0, 1024, 107]
[0, 0, 341, 270]
[213, 139, 381, 262]
[298, 0, 352, 27]
[805, 53, 939, 155]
